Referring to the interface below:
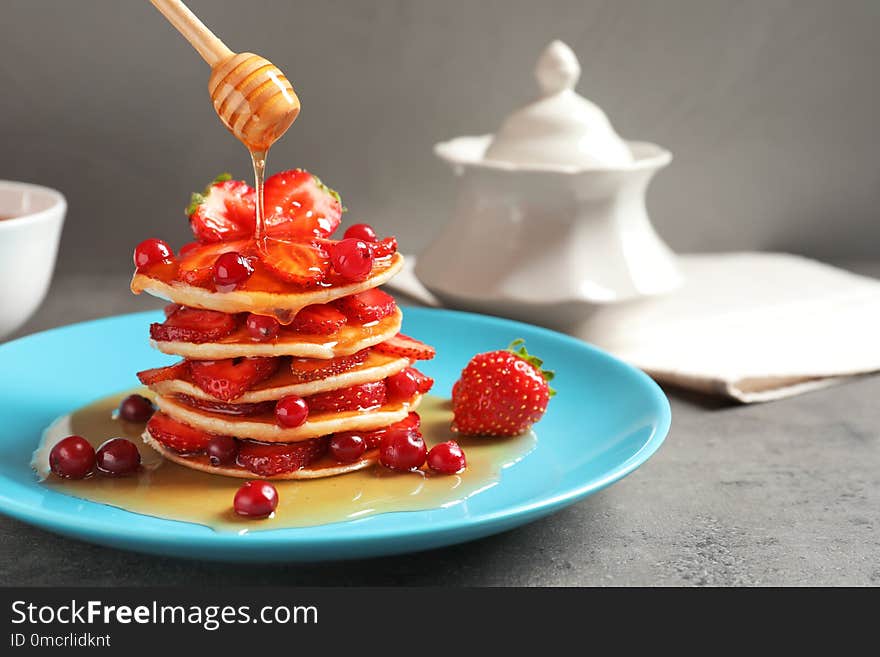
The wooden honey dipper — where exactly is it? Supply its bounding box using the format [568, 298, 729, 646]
[149, 0, 301, 152]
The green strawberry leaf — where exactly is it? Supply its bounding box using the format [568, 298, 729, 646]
[507, 338, 556, 397]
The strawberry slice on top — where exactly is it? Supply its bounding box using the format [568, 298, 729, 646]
[176, 239, 252, 287]
[189, 357, 279, 401]
[257, 237, 330, 287]
[263, 169, 343, 239]
[374, 333, 436, 360]
[333, 288, 397, 323]
[187, 174, 255, 243]
[150, 306, 240, 344]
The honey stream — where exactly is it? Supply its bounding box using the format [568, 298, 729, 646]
[35, 392, 536, 532]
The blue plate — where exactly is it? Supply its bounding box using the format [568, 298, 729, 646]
[0, 308, 670, 561]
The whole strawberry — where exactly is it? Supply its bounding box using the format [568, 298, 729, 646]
[451, 339, 554, 436]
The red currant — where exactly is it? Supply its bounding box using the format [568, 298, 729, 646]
[329, 238, 373, 281]
[206, 435, 238, 466]
[343, 223, 378, 242]
[49, 435, 96, 479]
[275, 395, 309, 428]
[213, 251, 254, 290]
[96, 438, 141, 476]
[330, 433, 367, 463]
[386, 369, 419, 401]
[379, 428, 427, 472]
[427, 441, 467, 474]
[133, 238, 173, 269]
[118, 394, 155, 423]
[234, 481, 278, 518]
[246, 313, 280, 341]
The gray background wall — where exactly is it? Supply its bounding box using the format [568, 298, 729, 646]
[1, 0, 878, 276]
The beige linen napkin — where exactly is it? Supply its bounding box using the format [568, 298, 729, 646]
[387, 253, 880, 402]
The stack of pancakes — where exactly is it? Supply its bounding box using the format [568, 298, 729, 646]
[131, 251, 436, 479]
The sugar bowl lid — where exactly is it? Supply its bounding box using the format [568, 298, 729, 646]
[483, 41, 634, 169]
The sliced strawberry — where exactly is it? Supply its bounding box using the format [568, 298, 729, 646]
[374, 333, 436, 360]
[289, 350, 369, 383]
[174, 394, 275, 417]
[333, 288, 397, 323]
[163, 303, 182, 318]
[334, 412, 421, 450]
[189, 357, 279, 402]
[409, 368, 434, 395]
[257, 237, 330, 287]
[263, 169, 342, 239]
[289, 304, 347, 335]
[177, 239, 251, 287]
[306, 381, 387, 414]
[146, 412, 215, 454]
[368, 236, 398, 259]
[137, 360, 189, 386]
[237, 437, 329, 476]
[187, 174, 255, 243]
[150, 307, 240, 344]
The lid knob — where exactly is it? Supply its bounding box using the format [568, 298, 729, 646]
[536, 40, 581, 96]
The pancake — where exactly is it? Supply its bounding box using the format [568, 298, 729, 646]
[156, 394, 422, 443]
[149, 352, 410, 403]
[151, 308, 402, 359]
[143, 432, 380, 480]
[132, 252, 403, 323]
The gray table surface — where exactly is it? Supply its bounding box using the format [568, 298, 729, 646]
[2, 269, 878, 587]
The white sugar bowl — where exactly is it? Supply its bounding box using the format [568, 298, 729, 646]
[417, 41, 682, 332]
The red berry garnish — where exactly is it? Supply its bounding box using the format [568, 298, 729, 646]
[233, 481, 279, 518]
[246, 313, 280, 341]
[343, 223, 378, 242]
[96, 438, 141, 476]
[133, 238, 173, 269]
[137, 361, 189, 386]
[306, 381, 386, 414]
[379, 428, 427, 472]
[289, 350, 369, 383]
[329, 238, 374, 281]
[189, 357, 279, 402]
[236, 438, 328, 476]
[374, 333, 436, 360]
[49, 435, 96, 479]
[329, 433, 367, 463]
[150, 307, 240, 344]
[146, 412, 214, 453]
[206, 435, 238, 466]
[452, 339, 553, 437]
[427, 441, 467, 474]
[213, 251, 254, 290]
[385, 368, 419, 401]
[118, 394, 155, 423]
[263, 169, 343, 239]
[275, 395, 309, 428]
[290, 304, 347, 335]
[333, 288, 397, 323]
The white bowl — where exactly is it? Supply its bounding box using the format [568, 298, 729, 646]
[0, 181, 66, 339]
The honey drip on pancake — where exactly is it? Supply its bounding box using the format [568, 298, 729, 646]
[34, 391, 536, 531]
